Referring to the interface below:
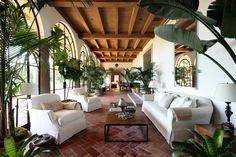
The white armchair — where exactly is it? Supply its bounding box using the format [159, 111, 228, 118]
[28, 93, 86, 144]
[71, 87, 102, 112]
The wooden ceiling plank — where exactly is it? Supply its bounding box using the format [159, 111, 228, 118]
[48, 0, 137, 8]
[99, 56, 136, 59]
[74, 8, 100, 48]
[133, 14, 155, 49]
[95, 7, 109, 48]
[125, 7, 139, 49]
[91, 48, 142, 52]
[80, 33, 154, 39]
[75, 8, 91, 33]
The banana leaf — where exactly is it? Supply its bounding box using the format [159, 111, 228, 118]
[155, 25, 218, 53]
[207, 0, 236, 38]
[138, 0, 193, 19]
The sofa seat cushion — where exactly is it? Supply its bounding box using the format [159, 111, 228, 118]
[143, 102, 168, 127]
[54, 109, 84, 126]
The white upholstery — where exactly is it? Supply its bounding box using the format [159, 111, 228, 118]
[28, 93, 87, 144]
[142, 92, 213, 144]
[71, 88, 102, 112]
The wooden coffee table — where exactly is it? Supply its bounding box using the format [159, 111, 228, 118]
[104, 112, 148, 142]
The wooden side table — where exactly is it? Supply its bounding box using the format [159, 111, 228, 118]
[194, 124, 236, 153]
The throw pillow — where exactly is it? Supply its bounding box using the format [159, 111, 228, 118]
[170, 97, 189, 108]
[41, 101, 63, 111]
[62, 102, 77, 110]
[158, 94, 175, 108]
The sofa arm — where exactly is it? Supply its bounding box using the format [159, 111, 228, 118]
[29, 109, 59, 133]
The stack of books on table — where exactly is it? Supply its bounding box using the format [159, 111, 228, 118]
[125, 106, 136, 113]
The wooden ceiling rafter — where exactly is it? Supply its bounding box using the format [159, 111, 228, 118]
[74, 7, 100, 48]
[98, 56, 136, 59]
[125, 7, 139, 49]
[95, 7, 109, 49]
[79, 33, 154, 39]
[91, 48, 142, 52]
[114, 7, 119, 49]
[48, 0, 138, 8]
[133, 14, 155, 49]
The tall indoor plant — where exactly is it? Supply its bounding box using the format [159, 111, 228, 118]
[0, 0, 65, 142]
[135, 63, 155, 94]
[138, 0, 236, 83]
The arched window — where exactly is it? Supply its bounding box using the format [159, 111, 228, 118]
[55, 22, 76, 58]
[175, 55, 193, 87]
[50, 22, 77, 98]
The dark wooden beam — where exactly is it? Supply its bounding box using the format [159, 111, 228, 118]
[48, 0, 138, 7]
[79, 33, 154, 39]
[91, 48, 142, 52]
[98, 56, 136, 59]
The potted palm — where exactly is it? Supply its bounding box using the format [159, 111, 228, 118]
[91, 66, 106, 95]
[124, 68, 139, 92]
[0, 0, 65, 145]
[138, 0, 236, 83]
[135, 62, 155, 94]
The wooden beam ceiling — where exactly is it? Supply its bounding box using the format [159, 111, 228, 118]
[50, 0, 177, 62]
[80, 33, 154, 39]
[91, 48, 142, 52]
[48, 0, 138, 8]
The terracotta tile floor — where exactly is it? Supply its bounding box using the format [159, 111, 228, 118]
[57, 91, 173, 157]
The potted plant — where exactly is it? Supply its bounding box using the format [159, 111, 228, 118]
[172, 129, 236, 157]
[124, 68, 139, 92]
[138, 0, 236, 83]
[135, 63, 155, 94]
[80, 56, 105, 93]
[51, 44, 81, 99]
[0, 0, 65, 144]
[91, 66, 106, 95]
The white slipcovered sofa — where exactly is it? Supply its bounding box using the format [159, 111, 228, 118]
[28, 93, 87, 144]
[71, 87, 102, 112]
[142, 92, 213, 144]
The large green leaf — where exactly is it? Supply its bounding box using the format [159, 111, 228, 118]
[213, 129, 224, 149]
[203, 135, 218, 156]
[207, 0, 236, 38]
[4, 136, 17, 157]
[155, 24, 204, 52]
[138, 0, 193, 19]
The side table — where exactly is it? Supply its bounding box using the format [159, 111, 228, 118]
[194, 124, 236, 153]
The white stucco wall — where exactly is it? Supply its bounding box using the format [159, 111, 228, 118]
[39, 6, 86, 57]
[133, 0, 236, 125]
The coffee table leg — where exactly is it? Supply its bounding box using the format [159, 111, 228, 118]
[104, 124, 110, 142]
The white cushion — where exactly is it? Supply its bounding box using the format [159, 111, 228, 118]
[170, 97, 189, 108]
[158, 94, 175, 109]
[54, 109, 84, 126]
